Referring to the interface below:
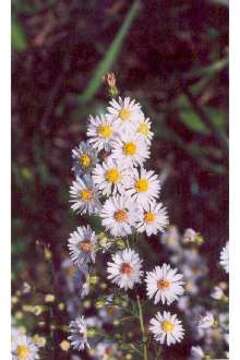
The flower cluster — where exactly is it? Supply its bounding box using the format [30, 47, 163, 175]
[65, 94, 228, 358]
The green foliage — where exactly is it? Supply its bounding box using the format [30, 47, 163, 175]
[12, 19, 27, 51]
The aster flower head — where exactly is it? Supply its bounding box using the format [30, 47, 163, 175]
[190, 345, 205, 359]
[69, 175, 101, 215]
[12, 333, 39, 360]
[149, 311, 184, 346]
[68, 316, 90, 351]
[92, 156, 130, 196]
[198, 312, 215, 329]
[136, 201, 169, 236]
[107, 248, 143, 290]
[100, 195, 140, 237]
[220, 242, 229, 274]
[72, 141, 98, 176]
[126, 167, 161, 207]
[106, 96, 144, 133]
[111, 133, 150, 167]
[136, 117, 153, 145]
[87, 114, 118, 152]
[145, 264, 184, 305]
[68, 225, 97, 267]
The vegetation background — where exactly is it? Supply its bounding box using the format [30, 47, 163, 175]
[12, 0, 228, 358]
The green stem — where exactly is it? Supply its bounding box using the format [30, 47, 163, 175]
[137, 295, 148, 360]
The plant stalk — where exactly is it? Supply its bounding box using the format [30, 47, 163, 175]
[137, 295, 148, 360]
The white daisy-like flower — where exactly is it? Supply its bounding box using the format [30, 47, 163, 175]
[198, 312, 215, 329]
[145, 264, 184, 305]
[87, 114, 118, 152]
[69, 175, 101, 215]
[111, 134, 150, 167]
[92, 156, 130, 196]
[220, 242, 229, 274]
[126, 168, 161, 206]
[106, 96, 143, 133]
[12, 333, 39, 360]
[135, 117, 153, 144]
[92, 341, 122, 359]
[100, 195, 140, 237]
[211, 286, 224, 300]
[190, 345, 205, 359]
[107, 248, 143, 290]
[68, 225, 96, 267]
[149, 311, 184, 346]
[72, 141, 98, 176]
[68, 316, 90, 351]
[136, 201, 168, 236]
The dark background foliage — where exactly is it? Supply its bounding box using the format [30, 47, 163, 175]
[12, 0, 228, 358]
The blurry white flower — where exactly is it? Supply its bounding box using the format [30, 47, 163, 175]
[190, 345, 205, 359]
[68, 225, 96, 267]
[100, 195, 140, 237]
[126, 167, 161, 207]
[87, 114, 118, 152]
[220, 242, 229, 274]
[92, 156, 130, 196]
[136, 117, 153, 144]
[182, 228, 197, 244]
[136, 201, 168, 236]
[161, 225, 181, 251]
[111, 133, 149, 167]
[145, 264, 184, 305]
[149, 311, 184, 346]
[198, 312, 215, 329]
[12, 332, 39, 360]
[106, 96, 143, 133]
[211, 286, 224, 300]
[69, 175, 101, 215]
[92, 341, 122, 359]
[68, 316, 90, 351]
[72, 141, 98, 176]
[107, 248, 143, 290]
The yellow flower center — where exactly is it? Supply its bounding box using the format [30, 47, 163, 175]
[105, 168, 121, 184]
[80, 240, 92, 252]
[161, 320, 175, 333]
[144, 211, 156, 223]
[120, 262, 133, 275]
[16, 345, 30, 360]
[135, 178, 149, 192]
[114, 209, 128, 223]
[137, 122, 150, 136]
[157, 279, 171, 290]
[119, 108, 131, 121]
[80, 189, 93, 202]
[97, 124, 113, 138]
[123, 142, 137, 156]
[79, 154, 91, 168]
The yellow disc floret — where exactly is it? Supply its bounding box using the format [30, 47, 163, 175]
[123, 142, 137, 156]
[135, 178, 149, 192]
[114, 209, 128, 223]
[105, 168, 121, 184]
[80, 189, 93, 202]
[137, 122, 150, 136]
[97, 124, 113, 138]
[16, 345, 30, 360]
[119, 108, 131, 121]
[144, 211, 156, 223]
[157, 279, 171, 290]
[79, 154, 91, 168]
[161, 320, 175, 333]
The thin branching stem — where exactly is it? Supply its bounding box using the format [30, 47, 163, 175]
[137, 295, 148, 360]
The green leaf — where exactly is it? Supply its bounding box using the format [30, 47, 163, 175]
[12, 20, 27, 52]
[78, 0, 141, 103]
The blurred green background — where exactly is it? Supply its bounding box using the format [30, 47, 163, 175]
[12, 0, 228, 358]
